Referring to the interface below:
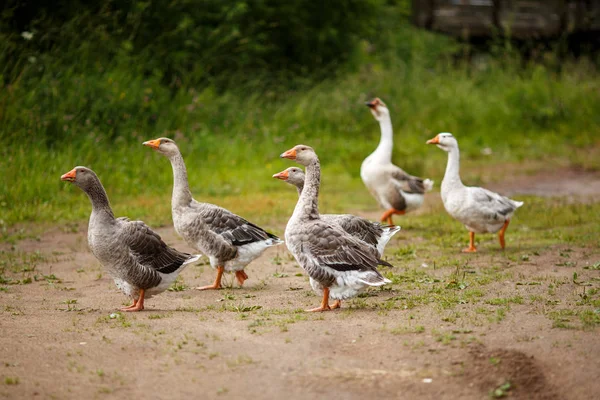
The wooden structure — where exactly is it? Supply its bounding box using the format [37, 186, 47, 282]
[412, 0, 600, 39]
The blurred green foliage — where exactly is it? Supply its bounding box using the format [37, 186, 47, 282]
[0, 0, 599, 228]
[1, 0, 379, 89]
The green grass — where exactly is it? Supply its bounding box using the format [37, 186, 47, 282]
[1, 23, 599, 230]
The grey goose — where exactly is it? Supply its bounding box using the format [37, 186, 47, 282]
[143, 138, 283, 290]
[61, 166, 200, 311]
[272, 166, 400, 256]
[280, 145, 392, 312]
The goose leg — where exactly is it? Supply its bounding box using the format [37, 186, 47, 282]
[120, 298, 138, 311]
[498, 220, 510, 249]
[235, 270, 249, 286]
[330, 300, 342, 310]
[123, 289, 145, 312]
[462, 232, 477, 253]
[197, 266, 224, 290]
[380, 209, 405, 226]
[306, 287, 332, 312]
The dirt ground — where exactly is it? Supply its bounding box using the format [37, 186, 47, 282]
[1, 169, 599, 399]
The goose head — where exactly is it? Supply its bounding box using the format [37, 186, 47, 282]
[426, 132, 458, 152]
[61, 166, 100, 191]
[365, 97, 390, 122]
[142, 137, 180, 157]
[272, 167, 305, 188]
[280, 145, 318, 166]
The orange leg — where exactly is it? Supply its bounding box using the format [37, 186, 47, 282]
[498, 219, 510, 249]
[462, 232, 477, 253]
[330, 300, 342, 310]
[197, 266, 224, 290]
[306, 287, 332, 312]
[380, 208, 405, 226]
[235, 270, 249, 286]
[122, 289, 145, 312]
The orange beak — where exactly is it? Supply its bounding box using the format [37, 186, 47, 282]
[426, 135, 440, 145]
[142, 139, 161, 149]
[61, 168, 77, 182]
[280, 148, 297, 160]
[272, 170, 289, 180]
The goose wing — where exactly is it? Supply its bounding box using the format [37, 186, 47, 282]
[301, 221, 389, 273]
[324, 215, 383, 248]
[385, 165, 427, 194]
[468, 187, 521, 221]
[118, 218, 193, 274]
[192, 202, 280, 247]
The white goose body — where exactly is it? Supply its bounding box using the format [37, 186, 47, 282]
[427, 133, 523, 252]
[361, 98, 433, 224]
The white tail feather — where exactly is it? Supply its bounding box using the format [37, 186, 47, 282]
[423, 179, 434, 192]
[376, 226, 401, 256]
[358, 277, 391, 287]
[183, 254, 202, 265]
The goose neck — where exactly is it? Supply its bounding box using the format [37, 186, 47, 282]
[373, 115, 394, 162]
[292, 159, 320, 221]
[85, 182, 115, 220]
[441, 146, 464, 192]
[168, 151, 193, 207]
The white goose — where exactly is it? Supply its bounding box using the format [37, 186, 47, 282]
[361, 98, 433, 225]
[272, 166, 400, 256]
[143, 138, 283, 289]
[281, 145, 392, 312]
[426, 133, 524, 252]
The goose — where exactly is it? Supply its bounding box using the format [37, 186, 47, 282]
[60, 166, 201, 311]
[272, 166, 400, 256]
[280, 145, 393, 312]
[426, 133, 524, 252]
[361, 97, 434, 225]
[143, 138, 283, 290]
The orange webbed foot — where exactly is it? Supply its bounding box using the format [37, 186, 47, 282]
[198, 266, 224, 290]
[305, 305, 331, 312]
[235, 270, 248, 286]
[196, 283, 222, 290]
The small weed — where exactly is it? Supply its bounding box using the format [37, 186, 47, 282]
[491, 382, 511, 398]
[226, 355, 255, 368]
[485, 296, 523, 306]
[271, 255, 282, 265]
[168, 276, 187, 292]
[4, 377, 19, 385]
[225, 304, 262, 313]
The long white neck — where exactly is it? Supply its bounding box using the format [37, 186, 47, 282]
[167, 151, 193, 207]
[441, 146, 464, 194]
[291, 159, 320, 222]
[371, 114, 394, 163]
